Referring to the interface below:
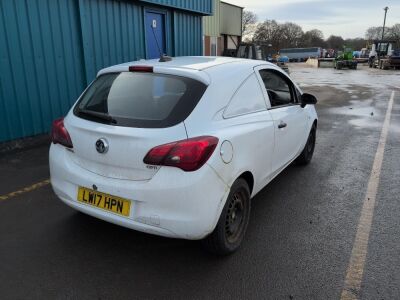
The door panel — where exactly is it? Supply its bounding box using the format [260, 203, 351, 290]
[268, 106, 307, 173]
[254, 67, 308, 174]
[145, 12, 166, 59]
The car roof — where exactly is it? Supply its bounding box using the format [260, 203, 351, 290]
[97, 56, 275, 85]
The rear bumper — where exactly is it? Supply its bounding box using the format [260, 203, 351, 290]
[49, 144, 230, 240]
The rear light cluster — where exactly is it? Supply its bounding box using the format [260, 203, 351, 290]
[143, 136, 219, 172]
[51, 118, 73, 148]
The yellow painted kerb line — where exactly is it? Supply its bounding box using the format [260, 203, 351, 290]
[0, 179, 50, 202]
[341, 91, 395, 300]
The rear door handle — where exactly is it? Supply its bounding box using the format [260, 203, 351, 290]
[278, 121, 287, 129]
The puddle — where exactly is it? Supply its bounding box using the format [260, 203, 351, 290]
[328, 98, 380, 122]
[290, 64, 400, 91]
[349, 119, 400, 133]
[349, 118, 381, 128]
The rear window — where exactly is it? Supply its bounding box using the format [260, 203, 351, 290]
[74, 72, 207, 128]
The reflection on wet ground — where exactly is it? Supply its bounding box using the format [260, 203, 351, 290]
[288, 63, 399, 131]
[290, 63, 400, 90]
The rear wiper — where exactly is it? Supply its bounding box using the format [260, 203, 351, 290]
[78, 109, 117, 124]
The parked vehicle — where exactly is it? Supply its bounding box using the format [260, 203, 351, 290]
[279, 47, 322, 62]
[334, 47, 358, 70]
[360, 48, 370, 58]
[369, 40, 400, 70]
[278, 55, 289, 63]
[236, 43, 290, 74]
[49, 57, 318, 255]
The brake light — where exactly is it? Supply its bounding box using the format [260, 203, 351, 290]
[143, 136, 219, 172]
[129, 65, 153, 72]
[51, 118, 73, 148]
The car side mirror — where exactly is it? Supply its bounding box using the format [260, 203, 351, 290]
[300, 93, 317, 108]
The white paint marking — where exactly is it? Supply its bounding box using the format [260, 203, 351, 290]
[341, 91, 395, 300]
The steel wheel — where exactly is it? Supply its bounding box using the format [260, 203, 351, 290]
[296, 124, 316, 165]
[202, 178, 251, 255]
[306, 128, 316, 156]
[225, 191, 246, 244]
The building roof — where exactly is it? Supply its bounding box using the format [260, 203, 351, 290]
[139, 0, 213, 15]
[220, 1, 244, 9]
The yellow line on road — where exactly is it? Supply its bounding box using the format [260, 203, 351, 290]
[0, 179, 50, 202]
[341, 91, 395, 300]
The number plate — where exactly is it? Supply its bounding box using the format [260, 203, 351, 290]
[77, 187, 131, 217]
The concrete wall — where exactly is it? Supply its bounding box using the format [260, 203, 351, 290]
[306, 58, 334, 68]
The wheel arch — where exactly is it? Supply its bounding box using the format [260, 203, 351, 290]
[237, 171, 254, 195]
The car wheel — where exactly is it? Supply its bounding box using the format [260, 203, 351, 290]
[296, 124, 316, 165]
[202, 178, 251, 255]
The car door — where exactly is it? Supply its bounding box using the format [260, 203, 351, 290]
[218, 72, 275, 191]
[255, 66, 308, 175]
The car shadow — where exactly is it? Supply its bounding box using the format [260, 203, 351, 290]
[46, 162, 319, 298]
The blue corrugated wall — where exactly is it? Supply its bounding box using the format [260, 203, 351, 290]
[78, 0, 146, 84]
[0, 0, 86, 142]
[0, 0, 207, 143]
[173, 11, 203, 56]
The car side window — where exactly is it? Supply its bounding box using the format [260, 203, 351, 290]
[259, 69, 296, 107]
[223, 73, 267, 118]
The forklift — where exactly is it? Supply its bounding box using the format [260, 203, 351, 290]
[333, 47, 358, 70]
[369, 40, 400, 69]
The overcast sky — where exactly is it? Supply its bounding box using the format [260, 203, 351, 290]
[228, 0, 400, 39]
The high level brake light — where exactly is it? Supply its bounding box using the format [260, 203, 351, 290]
[128, 65, 153, 72]
[51, 118, 73, 148]
[143, 136, 219, 172]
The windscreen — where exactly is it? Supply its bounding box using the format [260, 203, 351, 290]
[74, 72, 207, 128]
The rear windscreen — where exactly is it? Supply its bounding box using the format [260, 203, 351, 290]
[74, 72, 207, 128]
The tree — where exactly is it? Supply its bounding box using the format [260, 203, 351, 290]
[326, 35, 344, 50]
[252, 20, 282, 53]
[301, 29, 325, 47]
[365, 26, 384, 40]
[344, 38, 367, 50]
[280, 22, 303, 48]
[388, 24, 400, 40]
[242, 10, 257, 36]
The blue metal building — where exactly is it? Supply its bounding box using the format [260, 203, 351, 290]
[0, 0, 212, 143]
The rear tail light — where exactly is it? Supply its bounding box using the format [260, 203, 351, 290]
[51, 118, 73, 148]
[143, 136, 219, 172]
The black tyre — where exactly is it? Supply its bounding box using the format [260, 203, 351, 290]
[202, 178, 251, 255]
[296, 124, 316, 165]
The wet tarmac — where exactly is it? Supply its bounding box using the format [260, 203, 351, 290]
[0, 63, 399, 299]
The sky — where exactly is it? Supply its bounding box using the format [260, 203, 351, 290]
[227, 0, 400, 39]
